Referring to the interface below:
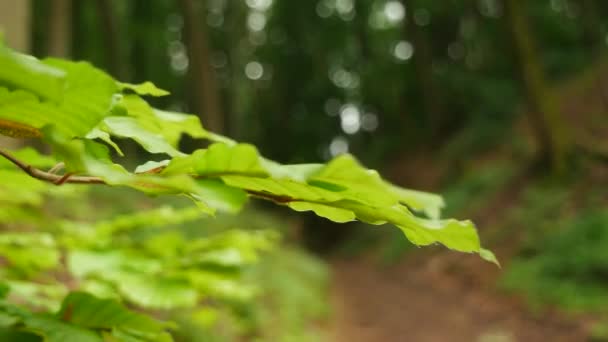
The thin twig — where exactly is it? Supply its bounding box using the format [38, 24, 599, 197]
[48, 162, 65, 174]
[0, 148, 106, 185]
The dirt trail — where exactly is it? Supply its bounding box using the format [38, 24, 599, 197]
[330, 251, 591, 342]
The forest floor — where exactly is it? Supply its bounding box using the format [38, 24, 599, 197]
[326, 60, 608, 342]
[328, 251, 592, 342]
[327, 161, 605, 341]
[327, 167, 604, 342]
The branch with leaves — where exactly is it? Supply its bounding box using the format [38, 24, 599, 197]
[0, 43, 496, 341]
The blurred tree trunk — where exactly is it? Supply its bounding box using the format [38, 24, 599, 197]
[48, 0, 72, 57]
[354, 0, 371, 109]
[0, 0, 30, 52]
[95, 0, 124, 79]
[504, 0, 571, 172]
[580, 0, 603, 48]
[0, 0, 30, 149]
[177, 0, 225, 134]
[580, 0, 608, 110]
[224, 1, 247, 139]
[131, 0, 150, 83]
[403, 0, 444, 141]
[354, 0, 371, 60]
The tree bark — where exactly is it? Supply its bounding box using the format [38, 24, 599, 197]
[95, 0, 124, 79]
[48, 0, 72, 57]
[580, 0, 608, 110]
[176, 0, 225, 134]
[0, 0, 30, 52]
[403, 0, 444, 140]
[503, 0, 571, 172]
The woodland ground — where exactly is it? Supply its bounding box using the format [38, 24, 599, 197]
[329, 252, 590, 342]
[327, 170, 599, 342]
[328, 61, 608, 342]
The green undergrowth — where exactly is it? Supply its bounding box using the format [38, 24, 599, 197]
[498, 165, 608, 313]
[176, 247, 329, 342]
[442, 161, 517, 217]
[5, 184, 331, 341]
[503, 210, 608, 312]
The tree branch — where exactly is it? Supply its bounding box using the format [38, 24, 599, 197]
[0, 148, 295, 203]
[0, 148, 106, 185]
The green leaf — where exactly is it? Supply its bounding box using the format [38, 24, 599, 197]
[153, 109, 208, 146]
[115, 275, 198, 310]
[67, 250, 196, 309]
[23, 315, 102, 342]
[6, 281, 67, 311]
[93, 205, 204, 237]
[0, 233, 60, 274]
[67, 250, 161, 279]
[58, 292, 171, 338]
[117, 81, 170, 97]
[184, 270, 255, 302]
[0, 284, 9, 300]
[191, 179, 248, 214]
[115, 95, 208, 147]
[183, 230, 277, 267]
[384, 184, 444, 220]
[0, 301, 100, 342]
[0, 44, 65, 102]
[287, 202, 356, 223]
[0, 58, 117, 138]
[0, 328, 41, 341]
[192, 143, 267, 177]
[480, 248, 500, 266]
[100, 116, 183, 157]
[86, 128, 124, 156]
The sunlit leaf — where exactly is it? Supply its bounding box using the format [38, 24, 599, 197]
[0, 44, 65, 101]
[117, 81, 170, 97]
[58, 292, 171, 336]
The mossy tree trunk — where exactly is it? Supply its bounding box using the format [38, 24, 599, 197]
[504, 0, 571, 172]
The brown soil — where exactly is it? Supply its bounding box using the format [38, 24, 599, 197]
[329, 251, 593, 342]
[329, 159, 605, 342]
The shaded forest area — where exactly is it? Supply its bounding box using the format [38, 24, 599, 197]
[3, 0, 608, 341]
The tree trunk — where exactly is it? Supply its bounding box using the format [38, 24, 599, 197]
[95, 0, 124, 79]
[0, 0, 30, 149]
[503, 0, 571, 172]
[403, 0, 444, 141]
[176, 0, 224, 134]
[0, 0, 30, 52]
[581, 0, 603, 48]
[224, 0, 247, 139]
[580, 0, 608, 110]
[48, 0, 72, 57]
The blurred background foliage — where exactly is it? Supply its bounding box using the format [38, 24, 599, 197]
[3, 0, 608, 340]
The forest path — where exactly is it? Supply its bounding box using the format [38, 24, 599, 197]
[329, 251, 590, 342]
